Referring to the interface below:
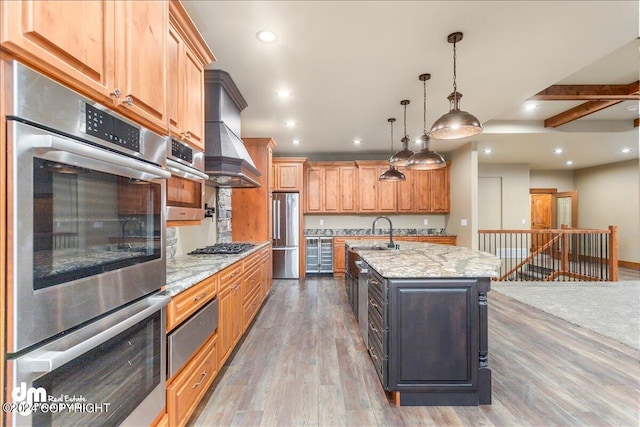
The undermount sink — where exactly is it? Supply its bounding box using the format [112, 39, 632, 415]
[351, 243, 395, 251]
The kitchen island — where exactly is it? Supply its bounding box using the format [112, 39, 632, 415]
[347, 241, 501, 406]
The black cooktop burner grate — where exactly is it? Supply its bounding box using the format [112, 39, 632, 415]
[188, 243, 255, 255]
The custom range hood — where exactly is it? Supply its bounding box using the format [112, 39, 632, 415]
[204, 70, 261, 187]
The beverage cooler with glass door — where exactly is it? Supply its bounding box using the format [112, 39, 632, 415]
[305, 237, 334, 274]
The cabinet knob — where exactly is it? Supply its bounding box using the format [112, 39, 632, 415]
[193, 292, 207, 302]
[110, 88, 121, 98]
[123, 96, 134, 107]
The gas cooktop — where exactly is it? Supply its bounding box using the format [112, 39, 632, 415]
[188, 243, 255, 255]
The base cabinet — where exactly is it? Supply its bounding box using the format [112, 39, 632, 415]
[167, 333, 218, 427]
[366, 267, 492, 406]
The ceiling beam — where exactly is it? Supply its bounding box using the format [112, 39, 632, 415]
[532, 81, 639, 100]
[544, 100, 623, 128]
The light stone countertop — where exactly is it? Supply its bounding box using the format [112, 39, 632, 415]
[347, 241, 501, 279]
[164, 242, 270, 296]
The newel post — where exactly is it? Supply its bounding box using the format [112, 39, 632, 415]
[608, 225, 618, 281]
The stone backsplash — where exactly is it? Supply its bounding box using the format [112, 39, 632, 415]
[216, 188, 232, 243]
[304, 228, 452, 236]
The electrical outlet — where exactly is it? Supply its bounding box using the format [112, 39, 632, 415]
[423, 219, 429, 225]
[522, 218, 526, 224]
[319, 219, 324, 225]
[461, 219, 468, 226]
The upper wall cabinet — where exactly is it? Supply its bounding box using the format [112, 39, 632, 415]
[167, 0, 215, 151]
[272, 158, 305, 192]
[304, 162, 357, 214]
[303, 161, 450, 214]
[0, 1, 179, 135]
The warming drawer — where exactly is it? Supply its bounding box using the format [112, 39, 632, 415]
[168, 298, 218, 378]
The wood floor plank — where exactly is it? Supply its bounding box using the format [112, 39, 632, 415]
[189, 278, 640, 427]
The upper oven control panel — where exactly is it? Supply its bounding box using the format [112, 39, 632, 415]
[170, 138, 193, 163]
[84, 104, 141, 153]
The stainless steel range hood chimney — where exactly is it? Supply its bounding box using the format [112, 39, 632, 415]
[204, 70, 261, 188]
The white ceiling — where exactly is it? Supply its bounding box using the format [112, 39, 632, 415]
[183, 1, 639, 170]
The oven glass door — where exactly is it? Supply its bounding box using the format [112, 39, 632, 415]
[33, 311, 161, 427]
[33, 157, 162, 289]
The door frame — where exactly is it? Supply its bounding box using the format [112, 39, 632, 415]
[552, 191, 579, 228]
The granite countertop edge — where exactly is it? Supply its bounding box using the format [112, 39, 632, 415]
[164, 242, 270, 297]
[347, 241, 501, 279]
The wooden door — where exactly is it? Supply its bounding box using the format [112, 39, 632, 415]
[414, 170, 432, 212]
[167, 23, 183, 138]
[530, 193, 552, 251]
[339, 166, 357, 212]
[0, 0, 116, 103]
[552, 191, 579, 228]
[118, 0, 167, 132]
[304, 167, 323, 213]
[430, 166, 450, 212]
[377, 166, 397, 212]
[358, 166, 378, 212]
[323, 167, 340, 212]
[182, 47, 205, 149]
[396, 168, 414, 212]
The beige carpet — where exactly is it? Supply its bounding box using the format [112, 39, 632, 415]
[491, 280, 640, 350]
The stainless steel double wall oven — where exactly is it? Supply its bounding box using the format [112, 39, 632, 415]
[4, 61, 170, 426]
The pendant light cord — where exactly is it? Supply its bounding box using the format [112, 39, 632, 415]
[390, 120, 394, 152]
[423, 79, 427, 134]
[403, 103, 408, 138]
[452, 40, 458, 95]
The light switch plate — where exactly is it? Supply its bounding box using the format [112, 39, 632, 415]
[423, 219, 429, 225]
[319, 219, 324, 225]
[461, 219, 468, 226]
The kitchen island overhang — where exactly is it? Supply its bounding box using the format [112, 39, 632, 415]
[346, 241, 500, 406]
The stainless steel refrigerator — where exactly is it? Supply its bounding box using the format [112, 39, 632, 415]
[272, 193, 300, 278]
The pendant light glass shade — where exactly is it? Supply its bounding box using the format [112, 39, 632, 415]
[380, 118, 406, 181]
[389, 100, 414, 167]
[429, 32, 482, 140]
[407, 73, 446, 170]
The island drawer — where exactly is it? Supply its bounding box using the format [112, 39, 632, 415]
[368, 275, 385, 302]
[368, 327, 386, 383]
[368, 299, 384, 331]
[368, 286, 384, 320]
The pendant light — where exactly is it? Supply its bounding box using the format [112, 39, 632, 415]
[379, 118, 406, 181]
[407, 74, 446, 170]
[389, 100, 414, 166]
[429, 32, 483, 140]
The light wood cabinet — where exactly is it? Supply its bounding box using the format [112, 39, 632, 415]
[333, 237, 346, 274]
[414, 165, 450, 213]
[166, 333, 218, 427]
[166, 273, 218, 332]
[1, 0, 169, 133]
[272, 158, 305, 192]
[304, 162, 358, 214]
[218, 267, 242, 366]
[357, 162, 397, 213]
[232, 138, 275, 243]
[0, 0, 117, 107]
[117, 177, 161, 215]
[167, 0, 214, 150]
[396, 168, 415, 212]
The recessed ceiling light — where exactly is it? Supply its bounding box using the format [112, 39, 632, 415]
[565, 160, 574, 166]
[621, 147, 632, 153]
[553, 148, 564, 154]
[284, 121, 296, 127]
[414, 139, 422, 144]
[352, 139, 362, 145]
[524, 102, 537, 111]
[256, 30, 277, 43]
[483, 148, 493, 154]
[276, 90, 292, 98]
[292, 139, 301, 145]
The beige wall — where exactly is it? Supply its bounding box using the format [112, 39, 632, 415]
[448, 142, 478, 249]
[574, 159, 640, 263]
[479, 163, 531, 229]
[530, 170, 575, 192]
[304, 214, 447, 230]
[174, 186, 217, 256]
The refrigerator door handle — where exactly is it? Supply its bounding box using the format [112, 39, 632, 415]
[277, 200, 281, 239]
[272, 199, 277, 242]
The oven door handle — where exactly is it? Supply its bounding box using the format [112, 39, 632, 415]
[27, 134, 171, 179]
[19, 294, 171, 374]
[166, 158, 209, 180]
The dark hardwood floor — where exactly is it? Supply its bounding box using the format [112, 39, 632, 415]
[189, 277, 640, 426]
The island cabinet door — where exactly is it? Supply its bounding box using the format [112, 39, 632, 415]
[387, 279, 479, 403]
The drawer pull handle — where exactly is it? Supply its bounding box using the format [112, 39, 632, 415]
[193, 292, 207, 302]
[123, 95, 134, 106]
[110, 88, 121, 98]
[192, 371, 207, 389]
[369, 322, 378, 333]
[368, 298, 378, 309]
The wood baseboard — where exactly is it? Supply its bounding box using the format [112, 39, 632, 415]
[619, 260, 640, 270]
